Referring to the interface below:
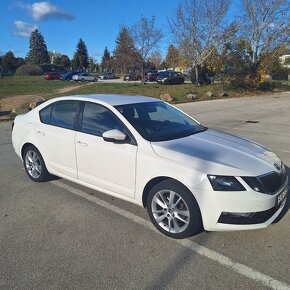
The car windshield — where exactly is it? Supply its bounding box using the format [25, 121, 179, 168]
[115, 102, 206, 142]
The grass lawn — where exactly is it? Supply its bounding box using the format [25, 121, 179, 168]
[1, 76, 289, 110]
[0, 75, 80, 99]
[48, 82, 241, 103]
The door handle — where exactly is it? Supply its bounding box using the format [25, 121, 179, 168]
[76, 140, 88, 146]
[36, 130, 45, 136]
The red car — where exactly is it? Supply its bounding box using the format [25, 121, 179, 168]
[44, 72, 60, 80]
[145, 72, 158, 82]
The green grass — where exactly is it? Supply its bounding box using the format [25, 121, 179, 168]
[0, 75, 80, 99]
[48, 82, 232, 103]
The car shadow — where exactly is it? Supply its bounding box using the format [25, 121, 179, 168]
[273, 165, 290, 223]
[46, 174, 61, 182]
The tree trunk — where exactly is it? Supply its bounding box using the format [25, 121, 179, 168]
[195, 65, 199, 86]
[141, 64, 145, 84]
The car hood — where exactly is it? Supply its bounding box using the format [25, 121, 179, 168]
[150, 129, 281, 176]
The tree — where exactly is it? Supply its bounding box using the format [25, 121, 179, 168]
[165, 45, 179, 69]
[72, 38, 89, 71]
[1, 51, 16, 74]
[241, 0, 290, 76]
[26, 29, 50, 65]
[54, 54, 71, 70]
[100, 47, 112, 72]
[88, 57, 99, 73]
[113, 27, 139, 73]
[169, 0, 236, 85]
[148, 50, 163, 69]
[131, 16, 163, 83]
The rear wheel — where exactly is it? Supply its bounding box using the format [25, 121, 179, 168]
[23, 146, 50, 182]
[81, 78, 85, 82]
[147, 179, 203, 239]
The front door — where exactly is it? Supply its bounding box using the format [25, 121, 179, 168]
[75, 102, 137, 198]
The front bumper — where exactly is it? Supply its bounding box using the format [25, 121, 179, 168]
[191, 176, 288, 231]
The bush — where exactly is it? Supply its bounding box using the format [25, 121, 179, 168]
[230, 76, 255, 90]
[257, 80, 289, 91]
[15, 64, 43, 76]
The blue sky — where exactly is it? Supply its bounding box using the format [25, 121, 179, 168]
[0, 1, 240, 62]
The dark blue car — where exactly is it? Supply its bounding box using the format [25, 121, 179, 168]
[60, 71, 78, 81]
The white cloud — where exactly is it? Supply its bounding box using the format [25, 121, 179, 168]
[15, 1, 74, 21]
[13, 20, 37, 37]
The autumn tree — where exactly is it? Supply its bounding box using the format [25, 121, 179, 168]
[72, 38, 89, 71]
[241, 0, 290, 76]
[113, 27, 139, 73]
[131, 16, 163, 83]
[26, 29, 50, 65]
[165, 45, 179, 69]
[169, 0, 236, 85]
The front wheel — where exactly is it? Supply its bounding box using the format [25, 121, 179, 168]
[23, 146, 50, 182]
[147, 179, 203, 239]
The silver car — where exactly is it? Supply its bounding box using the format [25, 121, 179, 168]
[72, 73, 97, 82]
[98, 72, 116, 80]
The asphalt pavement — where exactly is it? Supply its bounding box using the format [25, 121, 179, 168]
[0, 93, 289, 290]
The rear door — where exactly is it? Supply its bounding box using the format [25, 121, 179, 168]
[36, 100, 80, 178]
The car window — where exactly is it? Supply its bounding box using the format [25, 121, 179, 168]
[81, 102, 125, 137]
[50, 101, 79, 130]
[39, 104, 52, 124]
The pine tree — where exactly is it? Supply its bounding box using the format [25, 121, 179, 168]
[27, 29, 50, 65]
[72, 38, 89, 71]
[100, 47, 111, 72]
[113, 27, 138, 73]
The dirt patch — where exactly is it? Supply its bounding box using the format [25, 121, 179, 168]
[0, 83, 94, 113]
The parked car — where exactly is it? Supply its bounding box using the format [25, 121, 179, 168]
[157, 71, 185, 85]
[44, 72, 60, 80]
[98, 72, 116, 80]
[72, 73, 97, 82]
[145, 72, 158, 82]
[60, 71, 78, 81]
[123, 73, 142, 81]
[12, 94, 288, 239]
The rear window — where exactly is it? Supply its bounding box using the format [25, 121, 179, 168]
[39, 101, 79, 130]
[50, 101, 79, 130]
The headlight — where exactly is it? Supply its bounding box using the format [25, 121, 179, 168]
[241, 177, 266, 193]
[208, 175, 246, 191]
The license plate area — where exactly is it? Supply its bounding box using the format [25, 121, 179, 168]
[276, 187, 288, 208]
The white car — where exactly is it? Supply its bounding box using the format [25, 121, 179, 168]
[72, 73, 97, 82]
[12, 94, 288, 239]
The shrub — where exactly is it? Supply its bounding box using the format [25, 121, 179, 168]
[257, 80, 289, 91]
[15, 64, 43, 76]
[230, 76, 255, 90]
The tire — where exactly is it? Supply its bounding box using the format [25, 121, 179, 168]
[147, 179, 203, 239]
[93, 78, 97, 82]
[81, 78, 85, 82]
[23, 146, 50, 182]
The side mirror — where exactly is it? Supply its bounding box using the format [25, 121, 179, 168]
[102, 129, 127, 142]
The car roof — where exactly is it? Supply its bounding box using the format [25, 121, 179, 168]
[50, 94, 160, 106]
